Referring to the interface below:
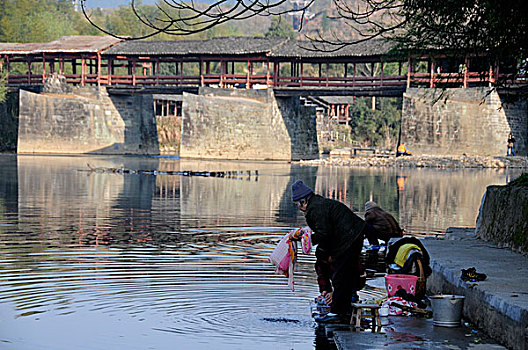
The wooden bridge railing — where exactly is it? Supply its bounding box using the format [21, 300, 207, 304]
[6, 71, 525, 89]
[273, 75, 408, 88]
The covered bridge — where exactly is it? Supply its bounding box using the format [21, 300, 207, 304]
[1, 35, 519, 90]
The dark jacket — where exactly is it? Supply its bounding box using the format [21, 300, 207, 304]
[364, 207, 403, 242]
[304, 194, 365, 258]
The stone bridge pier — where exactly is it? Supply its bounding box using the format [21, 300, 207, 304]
[5, 77, 527, 158]
[180, 87, 319, 160]
[401, 88, 528, 157]
[14, 81, 319, 160]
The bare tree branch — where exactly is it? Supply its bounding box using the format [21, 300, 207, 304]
[81, 0, 314, 39]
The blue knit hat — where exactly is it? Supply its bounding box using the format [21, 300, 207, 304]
[291, 180, 314, 201]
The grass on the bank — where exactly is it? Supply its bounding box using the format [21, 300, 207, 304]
[509, 173, 528, 187]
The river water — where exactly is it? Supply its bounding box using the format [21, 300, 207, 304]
[0, 154, 522, 350]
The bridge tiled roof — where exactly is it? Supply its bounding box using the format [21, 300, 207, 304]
[0, 35, 402, 59]
[0, 35, 122, 54]
[103, 37, 290, 56]
[267, 39, 396, 58]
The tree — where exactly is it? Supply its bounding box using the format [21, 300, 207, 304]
[0, 70, 6, 103]
[310, 0, 528, 82]
[104, 4, 160, 39]
[265, 16, 297, 39]
[0, 0, 88, 43]
[348, 97, 401, 148]
[81, 0, 314, 39]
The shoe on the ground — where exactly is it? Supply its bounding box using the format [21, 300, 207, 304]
[314, 312, 343, 323]
[461, 267, 487, 282]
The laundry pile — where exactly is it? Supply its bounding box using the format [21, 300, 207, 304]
[268, 227, 312, 291]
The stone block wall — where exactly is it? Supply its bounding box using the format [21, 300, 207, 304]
[18, 86, 159, 155]
[180, 87, 318, 160]
[476, 184, 528, 253]
[402, 88, 528, 156]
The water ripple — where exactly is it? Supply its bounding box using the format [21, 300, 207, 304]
[1, 155, 516, 349]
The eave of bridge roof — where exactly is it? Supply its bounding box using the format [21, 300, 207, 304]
[0, 35, 122, 55]
[102, 37, 290, 56]
[0, 42, 43, 55]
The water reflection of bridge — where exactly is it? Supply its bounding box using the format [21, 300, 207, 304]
[5, 156, 303, 247]
[1, 155, 521, 248]
[3, 35, 525, 95]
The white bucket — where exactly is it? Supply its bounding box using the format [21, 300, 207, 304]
[430, 295, 465, 327]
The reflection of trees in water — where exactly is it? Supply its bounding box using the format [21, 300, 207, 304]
[12, 156, 308, 250]
[10, 156, 522, 250]
[398, 169, 516, 234]
[303, 166, 518, 237]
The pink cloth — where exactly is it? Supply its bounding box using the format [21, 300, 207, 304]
[268, 227, 312, 291]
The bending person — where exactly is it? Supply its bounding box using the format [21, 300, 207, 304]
[364, 201, 403, 245]
[290, 180, 372, 323]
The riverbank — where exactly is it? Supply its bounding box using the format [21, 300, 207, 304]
[299, 154, 528, 168]
[331, 228, 526, 350]
[422, 228, 528, 350]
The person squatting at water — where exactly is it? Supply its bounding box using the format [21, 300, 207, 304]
[364, 201, 403, 246]
[396, 143, 412, 157]
[289, 180, 375, 323]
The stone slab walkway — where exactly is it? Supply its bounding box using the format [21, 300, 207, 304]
[331, 316, 505, 349]
[422, 228, 528, 350]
